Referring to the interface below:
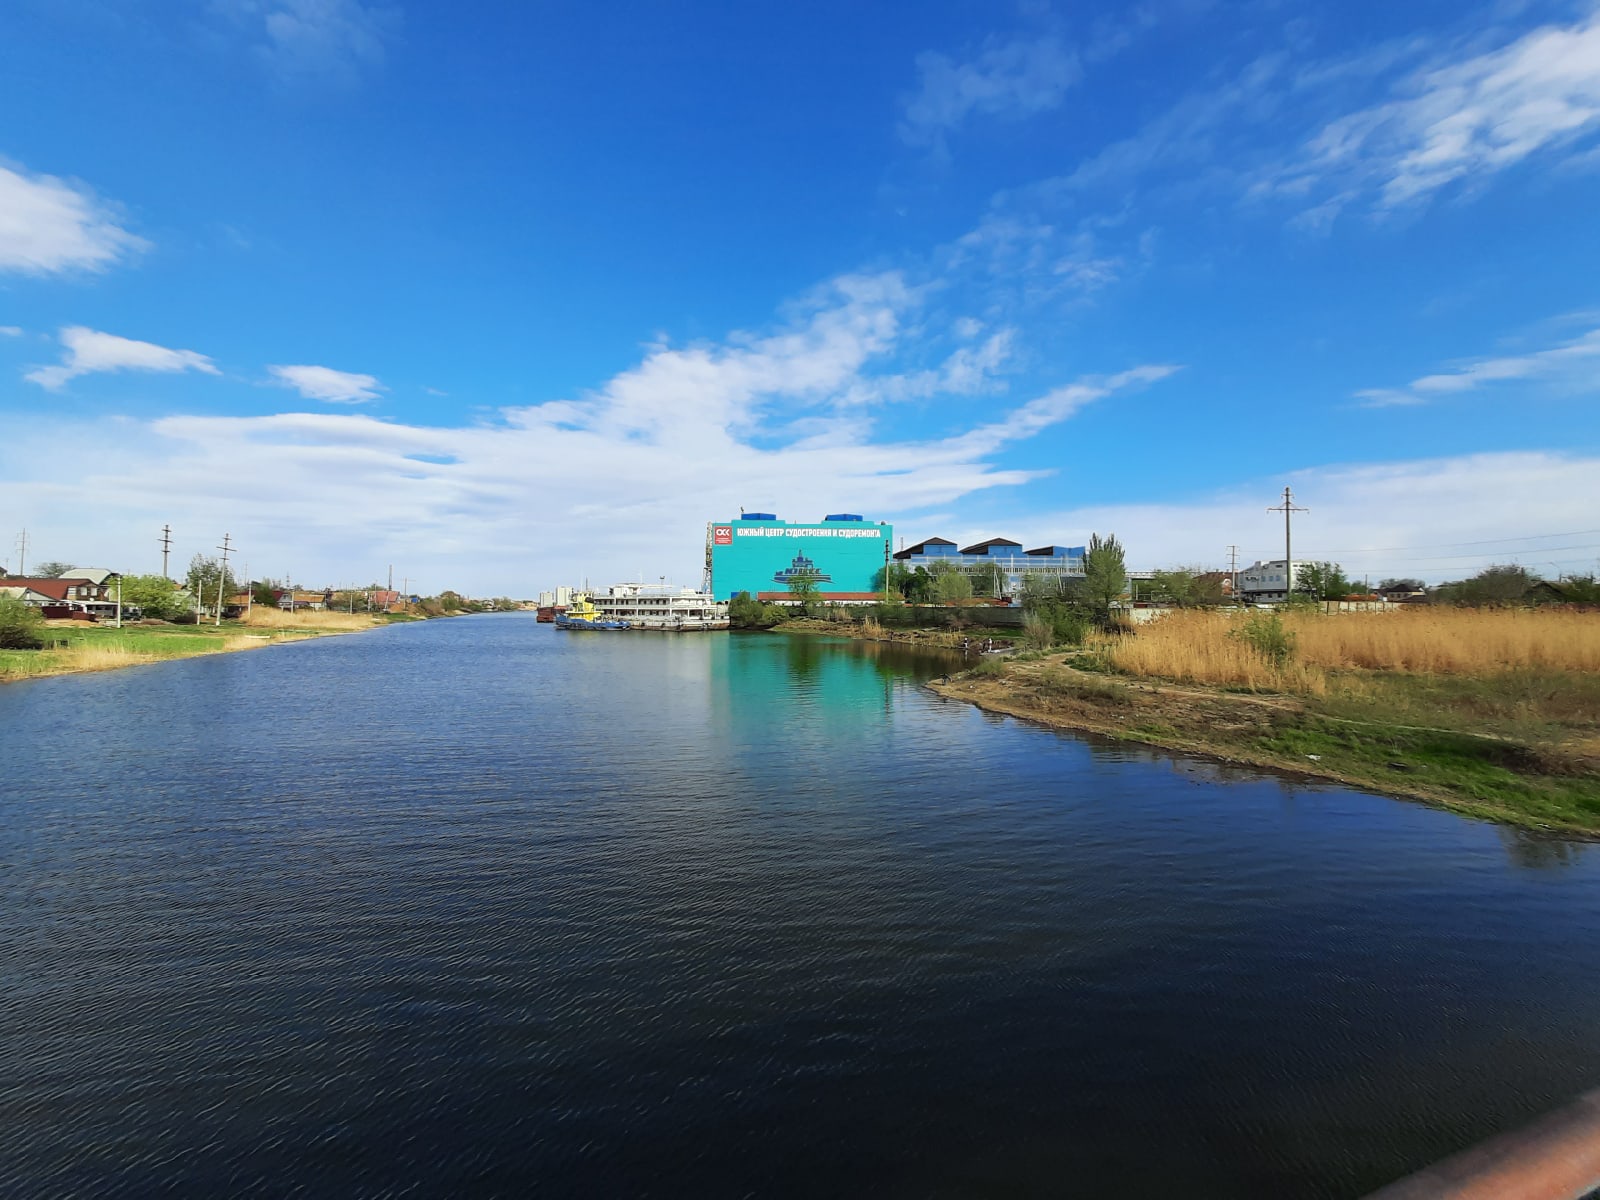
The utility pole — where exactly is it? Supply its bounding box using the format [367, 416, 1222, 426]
[215, 533, 234, 627]
[160, 524, 173, 579]
[15, 528, 26, 577]
[1227, 544, 1240, 600]
[1267, 487, 1309, 599]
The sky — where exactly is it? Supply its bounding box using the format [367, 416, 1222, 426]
[3, 0, 1600, 595]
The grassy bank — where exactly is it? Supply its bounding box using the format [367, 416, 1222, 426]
[0, 610, 386, 683]
[933, 608, 1600, 836]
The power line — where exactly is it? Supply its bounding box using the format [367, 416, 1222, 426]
[1312, 528, 1600, 556]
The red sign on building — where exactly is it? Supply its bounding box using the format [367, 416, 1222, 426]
[713, 526, 733, 545]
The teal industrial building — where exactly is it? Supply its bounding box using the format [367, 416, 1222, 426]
[706, 514, 892, 602]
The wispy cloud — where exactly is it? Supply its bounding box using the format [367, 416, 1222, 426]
[1356, 321, 1600, 406]
[0, 163, 148, 276]
[1270, 7, 1600, 218]
[901, 35, 1081, 145]
[0, 326, 22, 337]
[212, 0, 396, 82]
[0, 273, 1175, 592]
[24, 327, 219, 390]
[269, 363, 385, 404]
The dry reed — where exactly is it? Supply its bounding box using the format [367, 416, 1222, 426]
[1097, 606, 1600, 692]
[239, 608, 376, 631]
[1287, 607, 1600, 673]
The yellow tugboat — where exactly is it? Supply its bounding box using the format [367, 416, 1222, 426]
[554, 593, 629, 630]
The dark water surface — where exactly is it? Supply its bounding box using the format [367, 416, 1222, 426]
[5, 615, 1600, 1197]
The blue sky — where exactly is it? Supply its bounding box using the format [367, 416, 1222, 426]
[3, 0, 1600, 594]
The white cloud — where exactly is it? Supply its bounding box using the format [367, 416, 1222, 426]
[269, 363, 385, 404]
[1275, 8, 1600, 216]
[0, 163, 147, 276]
[214, 0, 395, 82]
[901, 35, 1081, 144]
[0, 273, 1174, 594]
[1356, 322, 1600, 406]
[24, 327, 219, 390]
[0, 326, 21, 336]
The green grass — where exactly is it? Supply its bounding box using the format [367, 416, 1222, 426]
[0, 622, 294, 681]
[1255, 715, 1600, 832]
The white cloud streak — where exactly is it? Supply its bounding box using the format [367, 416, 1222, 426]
[0, 163, 147, 276]
[1357, 322, 1600, 406]
[24, 327, 219, 391]
[1272, 7, 1600, 217]
[901, 35, 1081, 144]
[269, 363, 385, 403]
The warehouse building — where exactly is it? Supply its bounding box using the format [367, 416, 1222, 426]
[706, 513, 893, 602]
[893, 536, 1085, 598]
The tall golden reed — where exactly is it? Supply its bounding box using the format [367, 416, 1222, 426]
[1098, 606, 1600, 691]
[239, 608, 376, 631]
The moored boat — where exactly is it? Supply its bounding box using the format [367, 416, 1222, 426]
[554, 594, 630, 630]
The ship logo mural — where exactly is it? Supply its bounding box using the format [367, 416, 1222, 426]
[772, 554, 831, 585]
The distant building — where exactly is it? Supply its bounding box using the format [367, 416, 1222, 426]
[708, 513, 892, 602]
[1237, 559, 1313, 603]
[892, 536, 1085, 600]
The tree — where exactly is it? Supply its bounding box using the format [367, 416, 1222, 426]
[119, 574, 190, 620]
[969, 560, 1006, 599]
[33, 561, 74, 579]
[729, 590, 782, 629]
[0, 593, 45, 649]
[1295, 561, 1353, 601]
[934, 569, 973, 605]
[787, 573, 821, 616]
[906, 566, 935, 604]
[1434, 564, 1539, 605]
[185, 554, 240, 617]
[1080, 532, 1127, 624]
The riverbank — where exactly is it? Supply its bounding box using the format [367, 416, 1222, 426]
[0, 612, 402, 683]
[770, 616, 1012, 649]
[930, 649, 1600, 837]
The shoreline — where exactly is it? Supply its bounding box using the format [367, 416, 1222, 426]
[926, 657, 1600, 839]
[0, 615, 404, 685]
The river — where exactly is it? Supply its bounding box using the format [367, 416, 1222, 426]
[4, 613, 1599, 1197]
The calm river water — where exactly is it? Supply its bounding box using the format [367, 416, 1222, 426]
[4, 614, 1600, 1197]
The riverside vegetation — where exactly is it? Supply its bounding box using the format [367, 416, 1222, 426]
[934, 606, 1600, 835]
[0, 599, 394, 683]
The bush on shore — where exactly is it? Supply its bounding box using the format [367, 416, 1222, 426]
[0, 594, 45, 649]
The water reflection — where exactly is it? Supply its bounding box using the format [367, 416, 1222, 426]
[1499, 827, 1589, 871]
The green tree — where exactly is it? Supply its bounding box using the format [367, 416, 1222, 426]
[118, 573, 190, 620]
[934, 569, 973, 605]
[729, 590, 782, 628]
[906, 565, 935, 604]
[1433, 564, 1539, 605]
[787, 573, 821, 616]
[1558, 574, 1600, 603]
[1295, 561, 1353, 601]
[185, 554, 240, 617]
[1080, 532, 1127, 625]
[969, 559, 1006, 599]
[33, 561, 74, 579]
[0, 593, 45, 649]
